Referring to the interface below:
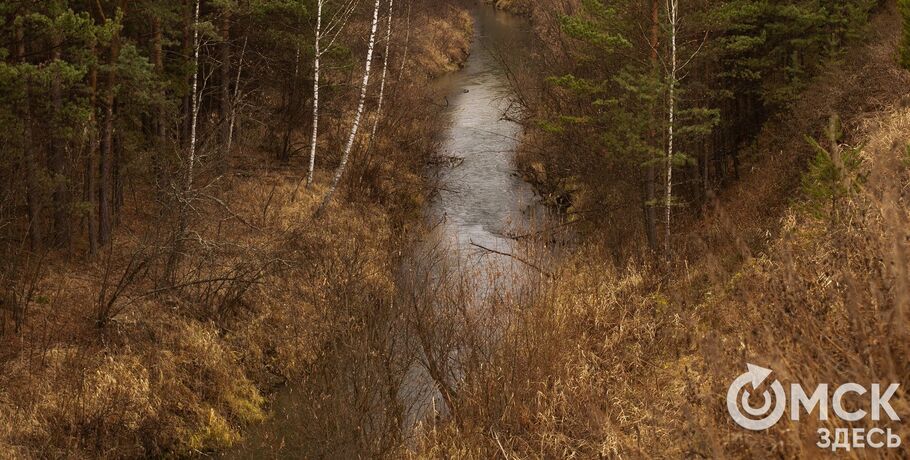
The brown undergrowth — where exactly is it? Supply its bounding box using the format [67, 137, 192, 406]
[0, 5, 473, 459]
[412, 3, 910, 459]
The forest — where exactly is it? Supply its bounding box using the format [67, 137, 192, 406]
[0, 0, 909, 458]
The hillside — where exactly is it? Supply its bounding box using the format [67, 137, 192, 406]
[413, 2, 910, 457]
[1, 0, 909, 458]
[0, 2, 473, 457]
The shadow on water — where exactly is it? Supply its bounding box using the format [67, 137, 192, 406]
[225, 6, 545, 458]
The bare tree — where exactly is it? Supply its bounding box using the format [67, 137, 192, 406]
[664, 0, 678, 265]
[187, 0, 202, 195]
[307, 0, 359, 189]
[225, 36, 247, 159]
[307, 0, 324, 189]
[166, 0, 202, 282]
[315, 0, 384, 216]
[366, 0, 395, 153]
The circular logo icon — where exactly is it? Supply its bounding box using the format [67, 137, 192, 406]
[727, 363, 786, 431]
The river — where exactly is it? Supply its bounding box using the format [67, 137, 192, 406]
[226, 6, 541, 458]
[398, 1, 544, 437]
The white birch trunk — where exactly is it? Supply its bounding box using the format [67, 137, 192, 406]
[367, 0, 395, 153]
[665, 0, 678, 264]
[167, 0, 202, 283]
[306, 0, 324, 188]
[186, 0, 201, 194]
[316, 0, 383, 216]
[226, 36, 247, 158]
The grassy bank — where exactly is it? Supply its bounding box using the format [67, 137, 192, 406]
[413, 2, 910, 458]
[0, 6, 473, 458]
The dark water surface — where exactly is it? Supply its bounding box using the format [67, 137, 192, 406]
[427, 7, 540, 263]
[226, 6, 541, 458]
[398, 2, 544, 435]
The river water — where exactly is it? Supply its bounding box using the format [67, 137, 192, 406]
[426, 6, 539, 265]
[398, 2, 543, 434]
[226, 6, 540, 458]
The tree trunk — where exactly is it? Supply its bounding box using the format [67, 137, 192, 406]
[17, 24, 42, 251]
[186, 0, 201, 194]
[85, 42, 99, 256]
[226, 37, 247, 163]
[398, 0, 412, 80]
[306, 0, 324, 189]
[152, 15, 166, 185]
[643, 0, 660, 251]
[665, 0, 678, 265]
[315, 0, 384, 217]
[219, 8, 232, 174]
[49, 29, 70, 249]
[366, 0, 395, 157]
[181, 0, 193, 147]
[166, 0, 202, 283]
[99, 23, 121, 246]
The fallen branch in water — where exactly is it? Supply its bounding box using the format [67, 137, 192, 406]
[469, 241, 553, 279]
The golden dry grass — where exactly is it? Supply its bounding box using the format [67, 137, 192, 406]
[411, 4, 910, 459]
[0, 4, 474, 458]
[411, 93, 910, 460]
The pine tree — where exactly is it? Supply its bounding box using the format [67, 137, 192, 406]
[899, 0, 910, 70]
[801, 115, 866, 222]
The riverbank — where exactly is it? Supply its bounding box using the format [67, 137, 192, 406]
[411, 2, 910, 458]
[0, 6, 473, 459]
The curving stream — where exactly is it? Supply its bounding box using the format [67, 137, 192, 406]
[226, 6, 541, 458]
[398, 2, 544, 434]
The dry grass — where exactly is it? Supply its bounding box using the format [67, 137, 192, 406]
[411, 91, 910, 460]
[411, 3, 910, 459]
[0, 175, 392, 457]
[0, 4, 474, 458]
[409, 8, 473, 76]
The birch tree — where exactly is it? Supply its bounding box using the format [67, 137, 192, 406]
[186, 0, 201, 196]
[664, 0, 678, 265]
[225, 36, 247, 158]
[306, 0, 324, 188]
[315, 0, 383, 216]
[661, 0, 715, 264]
[366, 0, 395, 154]
[166, 0, 201, 282]
[307, 0, 359, 189]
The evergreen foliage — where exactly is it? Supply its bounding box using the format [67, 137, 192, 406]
[709, 0, 875, 110]
[801, 115, 866, 221]
[900, 0, 910, 69]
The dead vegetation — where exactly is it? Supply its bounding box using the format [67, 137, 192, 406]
[0, 4, 473, 458]
[410, 3, 910, 459]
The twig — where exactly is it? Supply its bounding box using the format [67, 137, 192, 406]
[469, 241, 553, 278]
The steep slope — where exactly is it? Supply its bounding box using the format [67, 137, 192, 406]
[413, 3, 910, 458]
